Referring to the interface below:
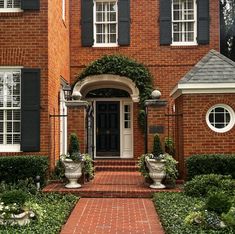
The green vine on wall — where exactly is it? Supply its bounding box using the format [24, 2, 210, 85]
[74, 55, 154, 129]
[75, 55, 153, 109]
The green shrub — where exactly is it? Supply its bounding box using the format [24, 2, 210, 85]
[0, 156, 48, 185]
[137, 154, 150, 179]
[184, 174, 234, 197]
[69, 133, 80, 154]
[1, 190, 27, 206]
[83, 154, 94, 181]
[205, 192, 232, 215]
[152, 134, 163, 157]
[222, 207, 235, 228]
[52, 159, 65, 180]
[186, 154, 235, 180]
[165, 137, 175, 156]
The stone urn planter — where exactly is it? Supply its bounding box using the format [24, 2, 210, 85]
[0, 211, 34, 226]
[145, 158, 166, 189]
[63, 159, 83, 188]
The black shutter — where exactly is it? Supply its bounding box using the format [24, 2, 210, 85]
[197, 0, 210, 44]
[21, 0, 40, 10]
[21, 69, 40, 152]
[81, 0, 93, 47]
[160, 0, 172, 45]
[118, 0, 130, 46]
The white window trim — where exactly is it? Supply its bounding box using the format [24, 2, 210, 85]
[206, 104, 235, 133]
[0, 0, 22, 13]
[171, 0, 197, 46]
[0, 67, 22, 153]
[93, 0, 118, 47]
[62, 0, 65, 22]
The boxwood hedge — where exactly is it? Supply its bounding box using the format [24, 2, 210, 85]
[186, 154, 235, 180]
[0, 156, 48, 185]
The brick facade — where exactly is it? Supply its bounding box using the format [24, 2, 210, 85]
[0, 0, 224, 175]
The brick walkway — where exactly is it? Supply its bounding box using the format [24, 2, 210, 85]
[44, 160, 181, 233]
[60, 198, 164, 234]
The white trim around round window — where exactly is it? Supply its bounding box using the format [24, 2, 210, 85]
[206, 104, 235, 133]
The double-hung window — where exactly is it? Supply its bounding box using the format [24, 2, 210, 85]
[0, 69, 21, 152]
[94, 0, 118, 46]
[172, 0, 197, 45]
[0, 0, 21, 12]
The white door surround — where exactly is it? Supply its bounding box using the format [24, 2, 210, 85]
[93, 98, 133, 159]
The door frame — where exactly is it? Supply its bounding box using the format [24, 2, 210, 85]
[92, 98, 133, 159]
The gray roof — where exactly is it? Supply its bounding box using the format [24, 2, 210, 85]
[179, 50, 235, 84]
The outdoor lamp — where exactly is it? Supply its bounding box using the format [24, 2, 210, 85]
[63, 84, 72, 101]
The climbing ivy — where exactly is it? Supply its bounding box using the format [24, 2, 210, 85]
[75, 55, 153, 109]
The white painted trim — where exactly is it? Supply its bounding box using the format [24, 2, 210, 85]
[93, 98, 133, 159]
[93, 0, 118, 46]
[0, 66, 23, 70]
[171, 83, 235, 99]
[0, 145, 21, 152]
[73, 74, 140, 102]
[171, 0, 197, 45]
[206, 104, 235, 133]
[0, 8, 23, 13]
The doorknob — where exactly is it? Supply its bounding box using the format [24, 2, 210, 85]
[106, 130, 110, 134]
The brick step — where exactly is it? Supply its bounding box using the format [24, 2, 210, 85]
[94, 159, 138, 166]
[43, 183, 181, 198]
[95, 165, 139, 172]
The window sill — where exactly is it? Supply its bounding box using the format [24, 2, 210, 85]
[93, 44, 119, 48]
[0, 145, 21, 152]
[0, 9, 23, 13]
[171, 42, 198, 47]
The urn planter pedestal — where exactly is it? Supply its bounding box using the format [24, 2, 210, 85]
[145, 158, 166, 189]
[63, 159, 83, 188]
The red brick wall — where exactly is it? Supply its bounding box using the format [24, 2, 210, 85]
[48, 0, 70, 168]
[0, 1, 49, 156]
[67, 106, 86, 153]
[69, 0, 220, 158]
[175, 94, 235, 177]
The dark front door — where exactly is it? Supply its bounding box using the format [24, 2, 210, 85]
[96, 101, 120, 156]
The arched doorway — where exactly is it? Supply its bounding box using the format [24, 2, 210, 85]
[73, 74, 139, 158]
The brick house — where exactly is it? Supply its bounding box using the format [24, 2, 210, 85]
[1, 0, 234, 177]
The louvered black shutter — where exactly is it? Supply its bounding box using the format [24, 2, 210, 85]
[21, 0, 40, 10]
[118, 0, 130, 46]
[197, 0, 210, 44]
[21, 69, 40, 152]
[160, 0, 172, 45]
[81, 0, 93, 47]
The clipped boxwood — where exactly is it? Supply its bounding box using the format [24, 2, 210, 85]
[0, 156, 48, 185]
[186, 154, 235, 180]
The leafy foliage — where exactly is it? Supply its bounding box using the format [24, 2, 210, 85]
[0, 156, 48, 185]
[184, 174, 235, 197]
[1, 190, 27, 207]
[153, 192, 234, 234]
[164, 137, 175, 156]
[152, 134, 163, 157]
[222, 207, 235, 228]
[137, 154, 151, 179]
[0, 193, 78, 233]
[76, 55, 153, 108]
[205, 192, 232, 215]
[186, 154, 235, 180]
[82, 154, 94, 181]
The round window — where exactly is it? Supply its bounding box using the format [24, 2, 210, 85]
[206, 104, 235, 133]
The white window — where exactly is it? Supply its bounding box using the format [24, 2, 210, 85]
[0, 0, 21, 12]
[206, 104, 235, 133]
[0, 69, 21, 152]
[172, 0, 197, 45]
[124, 104, 131, 129]
[94, 0, 118, 46]
[62, 0, 65, 21]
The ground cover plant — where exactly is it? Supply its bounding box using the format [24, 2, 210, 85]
[0, 181, 78, 234]
[153, 192, 234, 234]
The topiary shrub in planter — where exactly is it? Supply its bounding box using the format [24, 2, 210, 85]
[186, 154, 235, 180]
[0, 156, 48, 186]
[184, 174, 235, 197]
[152, 134, 163, 157]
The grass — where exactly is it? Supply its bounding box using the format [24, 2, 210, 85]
[153, 192, 234, 234]
[0, 193, 78, 234]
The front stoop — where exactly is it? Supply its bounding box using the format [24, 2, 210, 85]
[43, 160, 182, 198]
